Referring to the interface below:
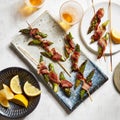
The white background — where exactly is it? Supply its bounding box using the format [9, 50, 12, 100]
[0, 0, 120, 120]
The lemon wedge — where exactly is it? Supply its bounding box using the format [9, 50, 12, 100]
[0, 90, 10, 108]
[2, 84, 14, 100]
[11, 94, 28, 108]
[10, 75, 22, 94]
[110, 28, 120, 44]
[23, 81, 41, 97]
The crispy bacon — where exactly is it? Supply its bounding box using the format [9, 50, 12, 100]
[82, 81, 91, 91]
[41, 40, 53, 50]
[65, 45, 73, 54]
[51, 48, 62, 61]
[87, 8, 104, 34]
[71, 44, 80, 71]
[76, 73, 92, 91]
[97, 36, 108, 59]
[91, 20, 109, 43]
[91, 27, 105, 42]
[72, 63, 79, 71]
[30, 28, 39, 38]
[37, 61, 49, 75]
[49, 71, 61, 84]
[64, 33, 75, 58]
[65, 33, 75, 49]
[76, 73, 84, 80]
[60, 80, 73, 88]
[97, 8, 104, 19]
[71, 51, 80, 63]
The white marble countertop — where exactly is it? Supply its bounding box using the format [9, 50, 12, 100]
[0, 0, 120, 120]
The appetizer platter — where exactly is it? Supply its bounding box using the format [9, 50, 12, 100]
[11, 11, 108, 113]
[80, 1, 120, 58]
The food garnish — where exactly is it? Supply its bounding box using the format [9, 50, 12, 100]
[87, 8, 104, 34]
[0, 89, 10, 108]
[59, 72, 73, 97]
[2, 84, 14, 100]
[110, 28, 120, 44]
[11, 94, 28, 108]
[10, 75, 22, 94]
[0, 75, 41, 108]
[24, 81, 41, 97]
[71, 44, 80, 71]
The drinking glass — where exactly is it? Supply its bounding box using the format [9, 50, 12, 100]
[25, 0, 46, 8]
[59, 0, 83, 31]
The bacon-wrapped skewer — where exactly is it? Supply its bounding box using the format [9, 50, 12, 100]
[97, 33, 109, 59]
[37, 55, 50, 83]
[80, 69, 95, 99]
[19, 28, 47, 39]
[64, 32, 75, 58]
[91, 20, 109, 43]
[71, 44, 80, 71]
[87, 8, 104, 34]
[59, 72, 73, 97]
[41, 48, 65, 62]
[74, 60, 87, 89]
[48, 63, 61, 92]
[28, 39, 53, 51]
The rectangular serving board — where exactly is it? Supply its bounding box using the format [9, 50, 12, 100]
[11, 11, 108, 113]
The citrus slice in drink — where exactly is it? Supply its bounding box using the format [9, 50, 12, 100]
[0, 90, 10, 108]
[10, 75, 22, 94]
[2, 84, 14, 100]
[11, 94, 28, 108]
[23, 81, 41, 97]
[110, 28, 120, 44]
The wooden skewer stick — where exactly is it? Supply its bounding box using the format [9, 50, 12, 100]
[91, 0, 95, 14]
[87, 90, 93, 102]
[58, 62, 71, 77]
[17, 46, 38, 66]
[26, 21, 32, 29]
[108, 0, 113, 71]
[103, 54, 106, 62]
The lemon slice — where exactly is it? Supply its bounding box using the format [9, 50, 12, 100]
[10, 75, 22, 94]
[11, 94, 28, 108]
[24, 81, 41, 97]
[2, 84, 14, 100]
[0, 90, 10, 108]
[110, 28, 120, 44]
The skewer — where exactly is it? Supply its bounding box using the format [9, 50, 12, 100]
[26, 21, 32, 29]
[108, 0, 113, 71]
[25, 21, 71, 77]
[38, 46, 71, 77]
[58, 62, 71, 77]
[103, 54, 106, 62]
[87, 90, 93, 102]
[91, 0, 95, 14]
[17, 46, 38, 66]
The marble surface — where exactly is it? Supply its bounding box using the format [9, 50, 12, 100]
[0, 0, 120, 120]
